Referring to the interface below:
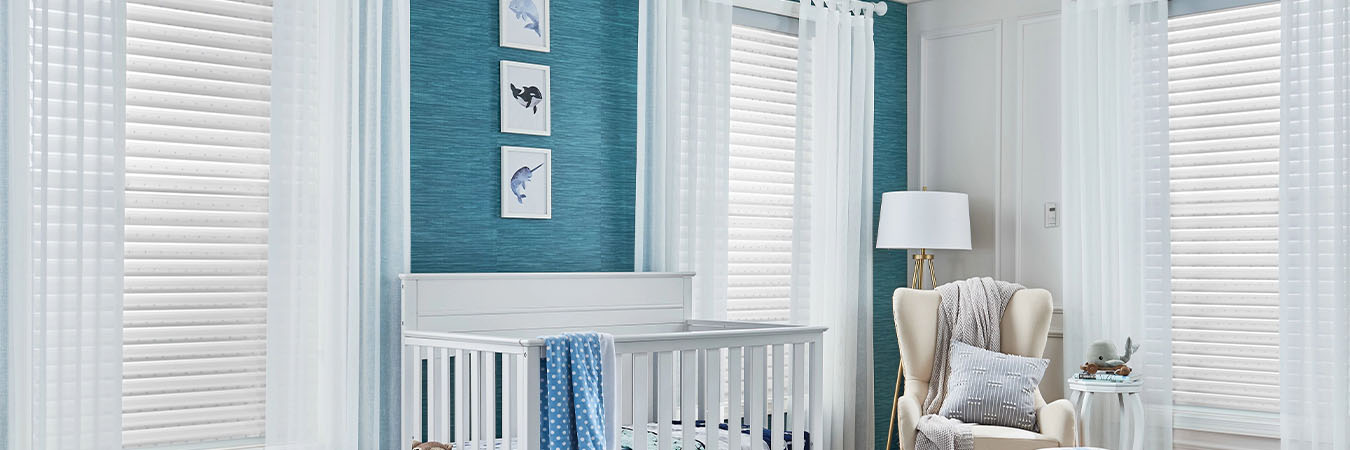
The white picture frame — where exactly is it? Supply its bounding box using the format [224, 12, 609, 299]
[500, 0, 550, 52]
[500, 61, 551, 136]
[501, 146, 552, 219]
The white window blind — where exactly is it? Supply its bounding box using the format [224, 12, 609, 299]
[1167, 2, 1280, 415]
[727, 22, 799, 323]
[121, 0, 272, 447]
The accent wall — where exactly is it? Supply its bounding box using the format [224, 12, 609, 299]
[411, 0, 639, 273]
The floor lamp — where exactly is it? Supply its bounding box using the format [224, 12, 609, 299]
[875, 189, 972, 450]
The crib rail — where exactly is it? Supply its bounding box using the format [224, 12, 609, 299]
[403, 322, 826, 450]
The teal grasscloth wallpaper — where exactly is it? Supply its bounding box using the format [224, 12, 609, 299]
[410, 0, 639, 273]
[412, 0, 907, 447]
[871, 8, 909, 450]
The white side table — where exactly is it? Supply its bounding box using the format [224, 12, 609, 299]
[1067, 377, 1144, 450]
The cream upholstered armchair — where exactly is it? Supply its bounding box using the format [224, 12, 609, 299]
[893, 288, 1077, 450]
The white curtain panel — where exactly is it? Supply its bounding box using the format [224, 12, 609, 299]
[796, 2, 877, 449]
[1278, 0, 1350, 447]
[1060, 0, 1172, 448]
[270, 0, 409, 448]
[6, 1, 126, 448]
[635, 0, 733, 319]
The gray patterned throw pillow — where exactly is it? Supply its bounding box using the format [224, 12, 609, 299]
[938, 340, 1049, 431]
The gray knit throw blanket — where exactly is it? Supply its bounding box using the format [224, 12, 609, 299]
[914, 277, 1024, 450]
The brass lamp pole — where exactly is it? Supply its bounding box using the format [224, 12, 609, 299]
[875, 188, 972, 450]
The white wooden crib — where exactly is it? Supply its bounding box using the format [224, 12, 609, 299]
[401, 272, 827, 450]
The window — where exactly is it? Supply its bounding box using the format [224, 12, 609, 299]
[121, 0, 272, 448]
[1166, 1, 1280, 426]
[727, 10, 799, 323]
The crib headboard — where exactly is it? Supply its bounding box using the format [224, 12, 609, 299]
[400, 272, 694, 336]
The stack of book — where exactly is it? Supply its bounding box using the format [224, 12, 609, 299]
[1073, 371, 1136, 383]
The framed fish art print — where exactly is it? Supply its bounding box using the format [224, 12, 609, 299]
[500, 0, 549, 52]
[500, 61, 551, 136]
[501, 146, 552, 219]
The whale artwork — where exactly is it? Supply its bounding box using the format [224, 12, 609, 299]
[510, 83, 544, 114]
[508, 0, 542, 37]
[509, 162, 544, 204]
[501, 147, 552, 219]
[501, 62, 550, 135]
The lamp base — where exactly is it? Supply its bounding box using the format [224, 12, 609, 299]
[910, 248, 938, 289]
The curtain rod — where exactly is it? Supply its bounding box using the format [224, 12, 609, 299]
[804, 0, 890, 16]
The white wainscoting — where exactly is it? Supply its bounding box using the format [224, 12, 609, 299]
[906, 0, 1064, 401]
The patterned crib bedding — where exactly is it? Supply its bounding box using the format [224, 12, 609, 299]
[620, 421, 811, 450]
[433, 421, 810, 450]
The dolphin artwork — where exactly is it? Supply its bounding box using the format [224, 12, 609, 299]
[509, 0, 542, 37]
[510, 84, 544, 114]
[510, 163, 545, 204]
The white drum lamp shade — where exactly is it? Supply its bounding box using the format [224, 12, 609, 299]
[876, 191, 972, 250]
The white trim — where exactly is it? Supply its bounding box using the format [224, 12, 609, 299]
[1173, 406, 1281, 439]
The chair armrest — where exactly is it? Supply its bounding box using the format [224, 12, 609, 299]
[897, 394, 922, 450]
[1037, 399, 1078, 446]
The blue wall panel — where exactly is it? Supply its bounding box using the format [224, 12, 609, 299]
[410, 0, 639, 274]
[871, 7, 909, 449]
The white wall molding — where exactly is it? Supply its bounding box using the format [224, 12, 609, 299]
[916, 20, 1003, 281]
[908, 0, 1064, 399]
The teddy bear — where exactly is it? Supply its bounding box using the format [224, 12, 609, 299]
[411, 440, 453, 450]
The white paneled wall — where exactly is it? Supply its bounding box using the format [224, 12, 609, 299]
[905, 0, 1064, 402]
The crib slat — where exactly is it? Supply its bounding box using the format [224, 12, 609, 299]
[429, 348, 439, 443]
[525, 346, 542, 450]
[403, 344, 415, 444]
[455, 349, 468, 445]
[469, 351, 481, 443]
[749, 346, 766, 449]
[414, 346, 425, 443]
[791, 343, 807, 450]
[680, 350, 697, 448]
[482, 351, 497, 446]
[727, 347, 743, 450]
[702, 348, 722, 443]
[656, 351, 674, 450]
[502, 354, 514, 449]
[615, 352, 632, 450]
[809, 339, 824, 450]
[772, 345, 786, 450]
[632, 352, 651, 450]
[437, 345, 448, 437]
[516, 354, 529, 450]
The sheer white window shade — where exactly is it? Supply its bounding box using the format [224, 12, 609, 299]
[727, 23, 799, 323]
[1166, 2, 1280, 416]
[121, 0, 272, 448]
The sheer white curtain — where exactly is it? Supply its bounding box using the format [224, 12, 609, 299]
[6, 1, 126, 448]
[1060, 0, 1172, 448]
[635, 0, 733, 319]
[1278, 0, 1350, 447]
[797, 1, 877, 448]
[269, 0, 408, 448]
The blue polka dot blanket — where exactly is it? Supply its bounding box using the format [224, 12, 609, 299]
[541, 332, 617, 450]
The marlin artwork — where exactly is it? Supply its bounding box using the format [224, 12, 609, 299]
[510, 84, 544, 114]
[508, 0, 542, 37]
[509, 163, 545, 204]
